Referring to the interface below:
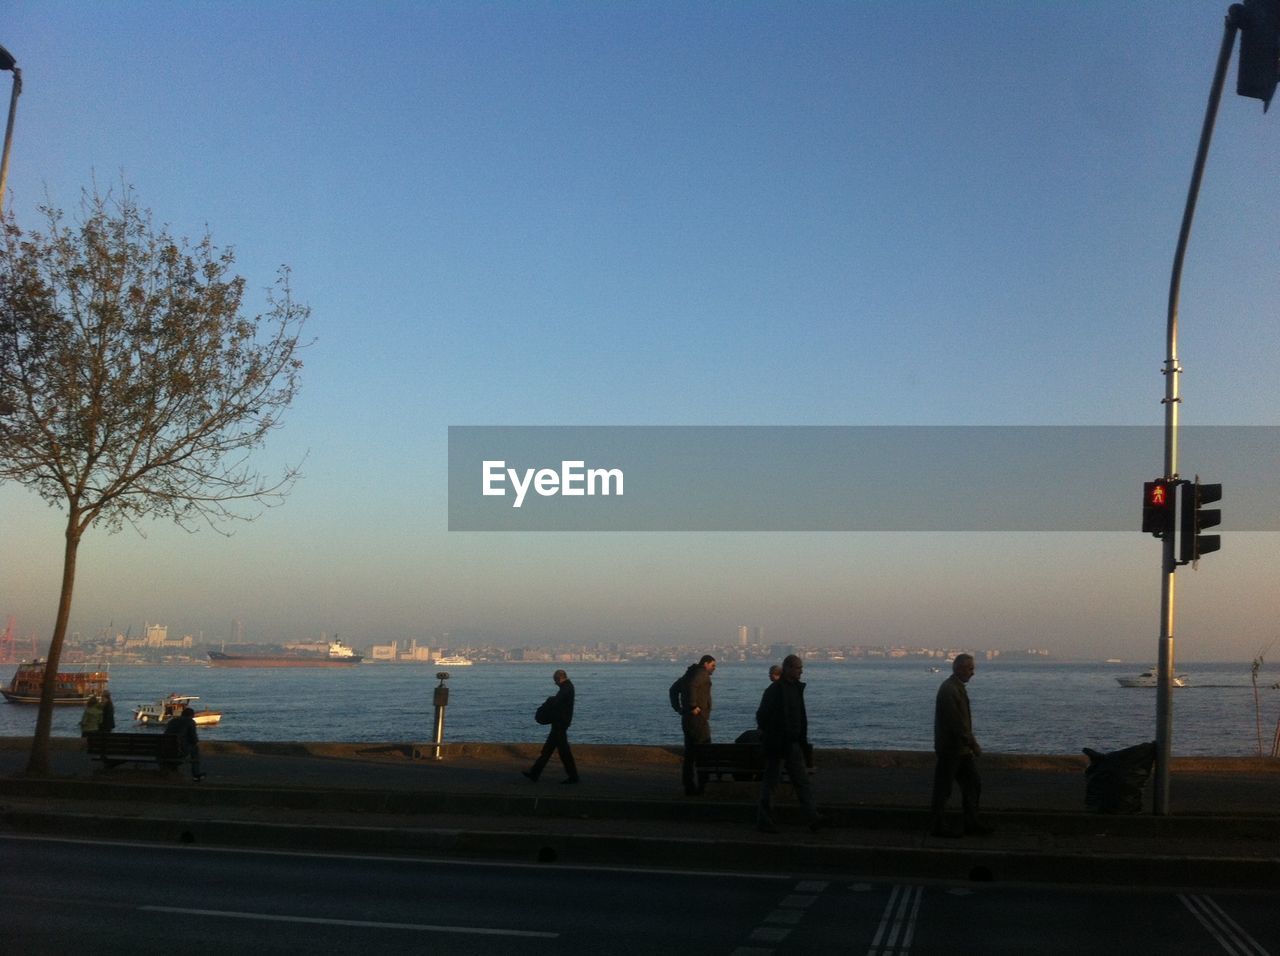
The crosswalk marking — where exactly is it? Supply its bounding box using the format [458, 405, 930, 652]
[734, 879, 830, 955]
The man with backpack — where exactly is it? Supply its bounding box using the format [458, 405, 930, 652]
[522, 669, 578, 784]
[670, 654, 715, 796]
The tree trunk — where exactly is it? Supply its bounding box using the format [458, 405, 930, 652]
[25, 515, 82, 775]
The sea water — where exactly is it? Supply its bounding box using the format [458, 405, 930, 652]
[2, 660, 1276, 756]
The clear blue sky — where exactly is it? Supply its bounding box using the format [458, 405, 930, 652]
[3, 1, 1278, 661]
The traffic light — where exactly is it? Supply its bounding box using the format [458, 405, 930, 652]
[1142, 480, 1177, 538]
[1180, 477, 1223, 564]
[1236, 0, 1280, 110]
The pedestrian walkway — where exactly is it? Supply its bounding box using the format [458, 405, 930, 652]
[1, 737, 1277, 887]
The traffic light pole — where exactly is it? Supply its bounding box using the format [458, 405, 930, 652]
[1154, 9, 1239, 815]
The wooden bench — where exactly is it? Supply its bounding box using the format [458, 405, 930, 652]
[693, 743, 768, 785]
[86, 732, 185, 770]
[693, 742, 814, 788]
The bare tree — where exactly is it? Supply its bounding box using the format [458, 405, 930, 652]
[0, 186, 307, 774]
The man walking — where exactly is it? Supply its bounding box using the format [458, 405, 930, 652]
[930, 653, 991, 837]
[670, 654, 715, 796]
[523, 669, 578, 784]
[755, 654, 821, 833]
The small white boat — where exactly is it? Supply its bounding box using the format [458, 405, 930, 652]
[433, 656, 474, 666]
[1117, 670, 1188, 688]
[134, 694, 223, 727]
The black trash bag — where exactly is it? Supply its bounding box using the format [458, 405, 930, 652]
[1082, 741, 1156, 813]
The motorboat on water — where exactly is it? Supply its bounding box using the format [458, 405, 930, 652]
[2, 659, 110, 704]
[432, 655, 474, 666]
[1117, 670, 1188, 688]
[133, 694, 222, 727]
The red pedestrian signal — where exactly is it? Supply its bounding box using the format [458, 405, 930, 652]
[1142, 480, 1177, 538]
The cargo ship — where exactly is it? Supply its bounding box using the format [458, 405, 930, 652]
[207, 640, 363, 668]
[3, 659, 110, 704]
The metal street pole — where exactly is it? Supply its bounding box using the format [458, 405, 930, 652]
[1154, 10, 1240, 814]
[0, 44, 21, 218]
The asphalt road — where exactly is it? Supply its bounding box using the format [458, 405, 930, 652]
[4, 835, 1276, 955]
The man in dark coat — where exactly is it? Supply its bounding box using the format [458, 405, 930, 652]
[930, 653, 991, 836]
[523, 669, 578, 784]
[670, 654, 715, 795]
[755, 654, 820, 833]
[163, 706, 204, 781]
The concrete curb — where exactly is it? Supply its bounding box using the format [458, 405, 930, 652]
[2, 776, 1277, 840]
[4, 738, 1278, 772]
[4, 806, 1276, 889]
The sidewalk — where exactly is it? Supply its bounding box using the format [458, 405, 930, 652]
[1, 738, 1277, 887]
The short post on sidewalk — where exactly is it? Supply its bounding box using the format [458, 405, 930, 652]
[430, 671, 450, 761]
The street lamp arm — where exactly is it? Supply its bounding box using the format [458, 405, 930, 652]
[0, 56, 20, 218]
[1166, 8, 1240, 384]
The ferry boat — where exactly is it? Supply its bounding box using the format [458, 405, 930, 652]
[208, 640, 363, 668]
[432, 655, 474, 666]
[133, 694, 223, 727]
[1116, 670, 1188, 688]
[2, 659, 110, 704]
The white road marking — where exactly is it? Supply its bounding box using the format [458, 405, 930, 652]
[868, 884, 924, 956]
[736, 878, 827, 954]
[1179, 894, 1270, 956]
[749, 926, 791, 942]
[139, 905, 558, 938]
[900, 883, 923, 951]
[0, 833, 785, 880]
[779, 893, 818, 909]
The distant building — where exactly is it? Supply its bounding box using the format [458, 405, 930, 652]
[369, 639, 433, 662]
[737, 625, 749, 646]
[399, 640, 432, 662]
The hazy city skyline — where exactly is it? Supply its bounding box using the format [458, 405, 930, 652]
[3, 2, 1278, 663]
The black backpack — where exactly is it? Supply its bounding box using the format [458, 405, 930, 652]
[535, 695, 556, 725]
[669, 671, 689, 713]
